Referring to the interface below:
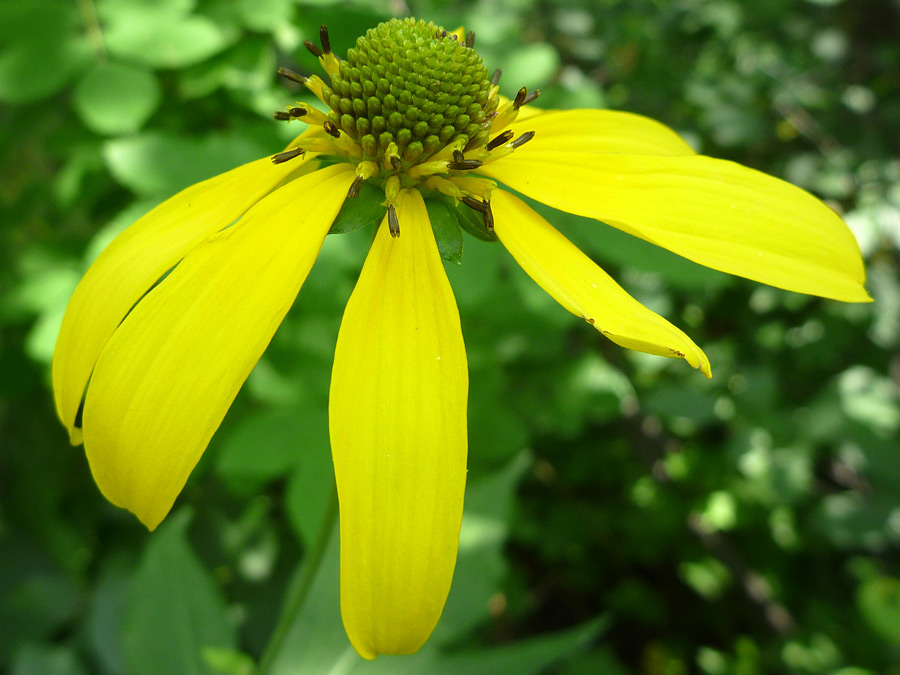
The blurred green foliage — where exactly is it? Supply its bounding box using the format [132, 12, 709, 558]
[2, 0, 899, 673]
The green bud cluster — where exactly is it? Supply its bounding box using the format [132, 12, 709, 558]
[323, 18, 497, 167]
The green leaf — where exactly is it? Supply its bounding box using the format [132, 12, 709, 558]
[103, 8, 235, 69]
[74, 61, 161, 135]
[103, 132, 267, 196]
[858, 577, 900, 644]
[123, 510, 237, 675]
[264, 455, 545, 673]
[499, 43, 561, 90]
[425, 198, 465, 264]
[285, 439, 335, 548]
[328, 182, 385, 234]
[0, 2, 91, 103]
[10, 643, 88, 675]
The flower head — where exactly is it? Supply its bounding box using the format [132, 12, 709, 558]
[52, 17, 869, 660]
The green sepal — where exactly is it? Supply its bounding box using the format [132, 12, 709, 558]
[424, 198, 465, 265]
[453, 197, 499, 242]
[328, 182, 386, 234]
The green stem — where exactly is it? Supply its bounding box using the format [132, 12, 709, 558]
[257, 485, 339, 674]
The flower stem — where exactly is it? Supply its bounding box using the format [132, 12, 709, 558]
[257, 485, 339, 674]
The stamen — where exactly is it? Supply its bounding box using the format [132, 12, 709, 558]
[486, 130, 514, 151]
[292, 104, 327, 126]
[447, 158, 483, 171]
[520, 89, 541, 108]
[320, 25, 332, 54]
[347, 174, 365, 198]
[385, 175, 400, 203]
[304, 39, 323, 58]
[482, 199, 494, 233]
[278, 67, 308, 85]
[512, 87, 527, 109]
[408, 160, 451, 179]
[453, 149, 465, 163]
[465, 31, 475, 48]
[323, 120, 341, 138]
[424, 175, 463, 200]
[383, 141, 401, 171]
[491, 69, 502, 86]
[510, 130, 535, 148]
[274, 111, 291, 121]
[451, 176, 496, 200]
[271, 147, 305, 164]
[289, 107, 306, 118]
[461, 196, 487, 212]
[388, 204, 400, 237]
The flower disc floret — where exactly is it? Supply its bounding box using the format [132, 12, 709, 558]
[325, 18, 497, 168]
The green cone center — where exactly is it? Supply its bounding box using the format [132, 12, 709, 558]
[324, 18, 497, 167]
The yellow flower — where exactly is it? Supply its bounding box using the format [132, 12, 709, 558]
[52, 18, 869, 660]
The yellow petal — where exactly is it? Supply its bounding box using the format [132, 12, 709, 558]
[82, 164, 355, 530]
[52, 154, 313, 443]
[492, 190, 710, 376]
[481, 153, 870, 302]
[329, 188, 468, 659]
[503, 108, 695, 156]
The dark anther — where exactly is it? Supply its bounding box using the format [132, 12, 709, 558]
[512, 87, 528, 110]
[388, 204, 400, 237]
[520, 88, 541, 107]
[348, 175, 365, 198]
[482, 200, 494, 233]
[304, 39, 323, 58]
[274, 111, 291, 121]
[271, 147, 305, 164]
[453, 149, 465, 163]
[465, 31, 475, 48]
[390, 155, 402, 171]
[319, 25, 331, 54]
[510, 131, 536, 149]
[288, 107, 306, 118]
[491, 69, 502, 86]
[462, 196, 487, 212]
[278, 67, 308, 85]
[450, 33, 458, 41]
[323, 121, 341, 138]
[447, 159, 483, 171]
[439, 30, 447, 39]
[486, 130, 514, 151]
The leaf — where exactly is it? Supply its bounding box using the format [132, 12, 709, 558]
[103, 8, 235, 69]
[425, 198, 465, 264]
[328, 182, 385, 234]
[74, 61, 161, 135]
[0, 2, 91, 103]
[102, 132, 267, 196]
[857, 577, 900, 645]
[122, 510, 237, 675]
[264, 455, 566, 674]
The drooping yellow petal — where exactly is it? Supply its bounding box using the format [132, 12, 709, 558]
[481, 152, 870, 302]
[52, 154, 313, 444]
[492, 190, 710, 376]
[329, 188, 468, 659]
[82, 164, 355, 530]
[503, 108, 695, 156]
